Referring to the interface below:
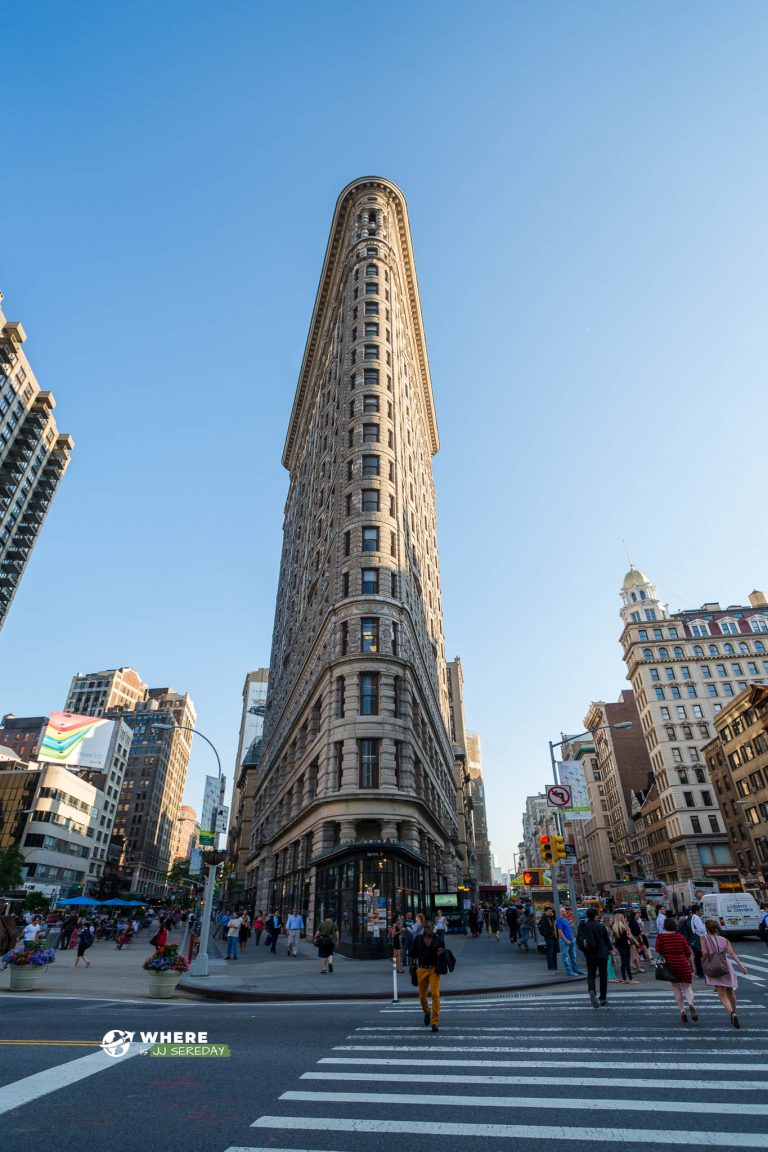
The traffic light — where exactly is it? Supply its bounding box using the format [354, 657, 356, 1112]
[522, 869, 543, 887]
[551, 835, 566, 861]
[539, 834, 553, 864]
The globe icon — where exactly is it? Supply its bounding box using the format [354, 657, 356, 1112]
[101, 1030, 133, 1058]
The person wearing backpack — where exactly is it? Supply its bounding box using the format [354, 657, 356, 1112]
[314, 915, 339, 974]
[577, 908, 612, 1008]
[73, 922, 93, 968]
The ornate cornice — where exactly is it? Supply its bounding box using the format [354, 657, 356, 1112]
[282, 176, 439, 471]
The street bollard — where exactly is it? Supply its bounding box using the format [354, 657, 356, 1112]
[392, 955, 399, 1003]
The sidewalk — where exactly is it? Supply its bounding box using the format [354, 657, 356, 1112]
[178, 928, 593, 1002]
[0, 926, 600, 1002]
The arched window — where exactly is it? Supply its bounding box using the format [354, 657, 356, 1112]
[659, 647, 669, 660]
[708, 644, 718, 656]
[631, 592, 637, 602]
[739, 642, 749, 654]
[724, 643, 735, 656]
[756, 641, 766, 654]
[673, 646, 684, 659]
[693, 645, 704, 657]
[642, 648, 653, 661]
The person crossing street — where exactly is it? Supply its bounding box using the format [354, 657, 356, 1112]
[410, 920, 444, 1033]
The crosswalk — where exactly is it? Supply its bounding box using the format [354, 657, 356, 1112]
[226, 984, 768, 1151]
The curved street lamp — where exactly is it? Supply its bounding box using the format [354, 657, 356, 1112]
[152, 722, 224, 977]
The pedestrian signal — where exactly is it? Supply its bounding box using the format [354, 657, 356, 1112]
[539, 834, 553, 864]
[552, 835, 566, 861]
[522, 869, 543, 887]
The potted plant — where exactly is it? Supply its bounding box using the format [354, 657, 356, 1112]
[144, 943, 189, 998]
[2, 942, 57, 991]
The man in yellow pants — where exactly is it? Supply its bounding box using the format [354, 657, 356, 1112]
[410, 921, 444, 1033]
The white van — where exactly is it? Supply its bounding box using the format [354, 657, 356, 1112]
[700, 892, 762, 938]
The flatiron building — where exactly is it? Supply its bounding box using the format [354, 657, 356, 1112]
[247, 178, 459, 955]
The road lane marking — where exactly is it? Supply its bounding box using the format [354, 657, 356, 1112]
[332, 1044, 768, 1055]
[249, 1116, 768, 1145]
[0, 1041, 103, 1047]
[0, 1047, 142, 1117]
[280, 1089, 768, 1116]
[319, 1056, 768, 1072]
[302, 1070, 767, 1091]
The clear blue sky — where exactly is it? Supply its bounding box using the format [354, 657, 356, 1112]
[1, 2, 767, 869]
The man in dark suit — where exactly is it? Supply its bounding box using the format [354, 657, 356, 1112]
[267, 910, 283, 953]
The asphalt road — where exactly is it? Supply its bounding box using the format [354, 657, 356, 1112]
[1, 938, 767, 1152]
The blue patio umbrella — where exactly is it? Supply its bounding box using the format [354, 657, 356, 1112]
[57, 896, 100, 905]
[98, 898, 131, 906]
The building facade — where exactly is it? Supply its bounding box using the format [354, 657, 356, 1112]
[0, 293, 73, 631]
[704, 684, 768, 892]
[465, 731, 493, 884]
[619, 571, 768, 883]
[227, 669, 268, 908]
[65, 667, 148, 716]
[171, 805, 198, 863]
[582, 692, 654, 890]
[445, 657, 478, 890]
[245, 178, 460, 955]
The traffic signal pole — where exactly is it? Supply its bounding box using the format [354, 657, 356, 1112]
[549, 740, 579, 929]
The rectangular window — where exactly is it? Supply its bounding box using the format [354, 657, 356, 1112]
[683, 791, 694, 808]
[362, 526, 379, 552]
[341, 621, 349, 655]
[393, 676, 402, 718]
[676, 706, 687, 718]
[639, 629, 648, 640]
[365, 282, 378, 295]
[361, 567, 378, 595]
[364, 369, 379, 387]
[363, 344, 378, 360]
[344, 530, 351, 557]
[335, 676, 345, 719]
[364, 301, 379, 315]
[707, 684, 718, 697]
[681, 666, 691, 679]
[708, 815, 719, 833]
[390, 531, 397, 557]
[364, 323, 379, 337]
[358, 738, 379, 787]
[390, 571, 398, 598]
[655, 686, 665, 700]
[687, 685, 697, 698]
[347, 459, 354, 480]
[363, 393, 379, 413]
[723, 683, 735, 696]
[668, 628, 679, 639]
[701, 790, 713, 806]
[392, 621, 400, 656]
[660, 707, 671, 719]
[333, 742, 343, 791]
[362, 454, 379, 477]
[716, 664, 726, 677]
[360, 673, 379, 715]
[702, 666, 712, 678]
[342, 571, 350, 597]
[361, 617, 379, 653]
[362, 423, 379, 443]
[671, 686, 681, 699]
[691, 815, 702, 833]
[362, 489, 380, 512]
[665, 668, 676, 680]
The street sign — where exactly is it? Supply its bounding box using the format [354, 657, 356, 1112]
[198, 830, 215, 846]
[546, 784, 572, 809]
[564, 844, 577, 861]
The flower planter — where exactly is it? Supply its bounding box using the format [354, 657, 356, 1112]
[9, 965, 43, 992]
[147, 969, 181, 999]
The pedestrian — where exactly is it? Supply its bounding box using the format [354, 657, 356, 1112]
[153, 920, 170, 950]
[225, 912, 243, 959]
[239, 911, 251, 954]
[517, 908, 532, 952]
[213, 910, 230, 940]
[434, 912, 447, 943]
[468, 905, 479, 938]
[148, 913, 161, 939]
[700, 918, 749, 1028]
[629, 910, 652, 965]
[410, 920, 444, 1032]
[314, 913, 339, 974]
[655, 905, 667, 935]
[577, 908, 612, 1008]
[611, 913, 636, 984]
[476, 907, 485, 937]
[759, 904, 768, 951]
[555, 908, 583, 976]
[253, 910, 265, 947]
[267, 909, 283, 953]
[59, 915, 77, 950]
[679, 905, 704, 979]
[655, 915, 698, 1024]
[391, 916, 404, 973]
[538, 906, 558, 971]
[73, 922, 93, 968]
[489, 905, 500, 940]
[285, 907, 304, 957]
[506, 904, 519, 944]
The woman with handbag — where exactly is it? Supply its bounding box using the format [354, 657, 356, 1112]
[701, 918, 749, 1028]
[655, 916, 698, 1024]
[611, 914, 636, 984]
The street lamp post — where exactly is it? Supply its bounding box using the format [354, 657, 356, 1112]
[548, 722, 632, 924]
[152, 722, 224, 978]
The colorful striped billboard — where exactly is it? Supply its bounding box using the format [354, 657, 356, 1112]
[39, 711, 116, 770]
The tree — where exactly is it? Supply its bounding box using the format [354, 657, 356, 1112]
[23, 891, 50, 914]
[0, 845, 25, 892]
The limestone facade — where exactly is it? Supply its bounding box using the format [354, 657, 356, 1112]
[245, 179, 459, 947]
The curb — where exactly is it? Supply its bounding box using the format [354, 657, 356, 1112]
[176, 974, 586, 1003]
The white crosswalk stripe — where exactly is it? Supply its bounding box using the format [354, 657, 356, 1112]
[233, 991, 768, 1151]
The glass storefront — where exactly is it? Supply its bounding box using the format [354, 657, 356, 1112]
[314, 842, 427, 958]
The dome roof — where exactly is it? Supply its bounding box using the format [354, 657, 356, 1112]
[623, 568, 650, 589]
